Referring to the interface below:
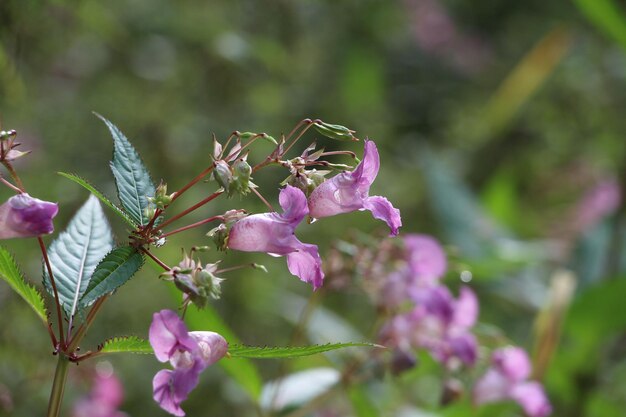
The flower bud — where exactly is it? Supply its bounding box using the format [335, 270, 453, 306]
[207, 223, 229, 251]
[229, 156, 253, 197]
[213, 160, 233, 190]
[312, 120, 358, 141]
[148, 181, 173, 209]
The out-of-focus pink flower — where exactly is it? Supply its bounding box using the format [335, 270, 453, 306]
[72, 371, 127, 417]
[308, 140, 401, 236]
[0, 193, 58, 239]
[575, 179, 621, 232]
[149, 310, 228, 416]
[381, 285, 478, 366]
[228, 185, 324, 289]
[404, 234, 447, 283]
[474, 346, 551, 417]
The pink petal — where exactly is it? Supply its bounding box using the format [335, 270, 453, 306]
[189, 331, 228, 366]
[149, 310, 198, 363]
[473, 368, 511, 405]
[452, 286, 479, 330]
[362, 196, 402, 236]
[286, 242, 324, 289]
[352, 140, 380, 187]
[152, 370, 186, 417]
[510, 381, 552, 417]
[493, 346, 532, 382]
[0, 193, 58, 239]
[403, 234, 447, 281]
[227, 214, 294, 255]
[278, 185, 309, 225]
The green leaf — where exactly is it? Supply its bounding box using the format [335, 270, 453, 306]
[575, 0, 626, 52]
[228, 342, 380, 359]
[80, 246, 144, 308]
[57, 172, 138, 227]
[43, 195, 114, 317]
[0, 247, 47, 323]
[99, 336, 153, 354]
[96, 114, 156, 226]
[183, 303, 263, 400]
[348, 385, 379, 417]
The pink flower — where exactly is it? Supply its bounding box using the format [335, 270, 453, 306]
[72, 371, 127, 417]
[474, 347, 551, 417]
[308, 140, 402, 236]
[381, 285, 478, 366]
[0, 193, 58, 239]
[149, 310, 227, 416]
[227, 185, 324, 289]
[404, 234, 447, 283]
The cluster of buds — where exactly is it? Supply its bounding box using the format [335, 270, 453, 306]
[160, 250, 224, 308]
[211, 135, 259, 198]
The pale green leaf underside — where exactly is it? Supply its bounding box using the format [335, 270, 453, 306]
[44, 195, 114, 317]
[99, 336, 153, 354]
[57, 172, 137, 227]
[229, 342, 381, 359]
[0, 247, 47, 323]
[96, 114, 156, 226]
[80, 246, 144, 308]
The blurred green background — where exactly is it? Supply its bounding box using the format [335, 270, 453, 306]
[2, 0, 626, 416]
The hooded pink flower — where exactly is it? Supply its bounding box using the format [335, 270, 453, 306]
[381, 285, 478, 366]
[149, 310, 228, 416]
[227, 185, 324, 289]
[474, 346, 551, 417]
[308, 140, 401, 236]
[72, 371, 127, 417]
[0, 193, 58, 239]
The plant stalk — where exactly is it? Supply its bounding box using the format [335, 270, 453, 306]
[46, 355, 70, 417]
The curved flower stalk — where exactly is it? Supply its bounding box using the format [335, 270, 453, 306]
[149, 310, 228, 416]
[474, 346, 551, 417]
[381, 285, 478, 367]
[227, 185, 324, 289]
[308, 140, 401, 236]
[0, 193, 58, 239]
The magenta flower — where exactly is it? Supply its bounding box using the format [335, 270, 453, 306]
[404, 234, 447, 283]
[0, 193, 58, 239]
[72, 371, 127, 417]
[308, 140, 401, 236]
[227, 185, 324, 289]
[381, 285, 478, 366]
[149, 310, 228, 416]
[474, 346, 551, 417]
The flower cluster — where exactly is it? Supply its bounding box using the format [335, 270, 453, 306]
[474, 347, 551, 417]
[226, 140, 401, 290]
[149, 310, 228, 416]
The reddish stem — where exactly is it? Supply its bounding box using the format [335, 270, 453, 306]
[38, 237, 65, 349]
[251, 187, 274, 211]
[155, 190, 224, 231]
[0, 175, 23, 193]
[159, 216, 222, 239]
[140, 248, 171, 271]
[169, 165, 216, 206]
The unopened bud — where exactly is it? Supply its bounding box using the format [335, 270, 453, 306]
[312, 120, 358, 141]
[229, 157, 253, 197]
[207, 223, 229, 251]
[213, 160, 233, 190]
[144, 206, 156, 220]
[148, 181, 173, 209]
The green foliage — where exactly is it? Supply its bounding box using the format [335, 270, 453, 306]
[57, 172, 138, 227]
[348, 385, 379, 417]
[228, 342, 380, 359]
[99, 336, 153, 354]
[0, 247, 47, 324]
[97, 114, 156, 226]
[575, 0, 626, 51]
[80, 246, 144, 308]
[43, 195, 114, 317]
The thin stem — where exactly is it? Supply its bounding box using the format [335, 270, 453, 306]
[1, 161, 25, 190]
[66, 295, 109, 352]
[219, 132, 240, 160]
[169, 165, 216, 205]
[159, 216, 222, 238]
[0, 175, 22, 193]
[38, 237, 65, 349]
[282, 121, 315, 156]
[141, 248, 171, 271]
[215, 263, 260, 274]
[46, 355, 70, 417]
[251, 187, 274, 211]
[156, 190, 224, 231]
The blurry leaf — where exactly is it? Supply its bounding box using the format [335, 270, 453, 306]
[482, 26, 570, 138]
[43, 195, 114, 317]
[348, 384, 379, 417]
[99, 336, 153, 354]
[96, 114, 156, 226]
[57, 172, 138, 227]
[182, 302, 263, 400]
[575, 0, 626, 51]
[260, 367, 341, 411]
[481, 169, 520, 229]
[80, 246, 144, 308]
[228, 342, 380, 359]
[0, 247, 47, 324]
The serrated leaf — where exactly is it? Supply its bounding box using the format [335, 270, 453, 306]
[99, 336, 153, 354]
[80, 246, 144, 308]
[228, 342, 380, 359]
[0, 247, 47, 323]
[96, 114, 156, 226]
[57, 172, 138, 227]
[44, 195, 114, 317]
